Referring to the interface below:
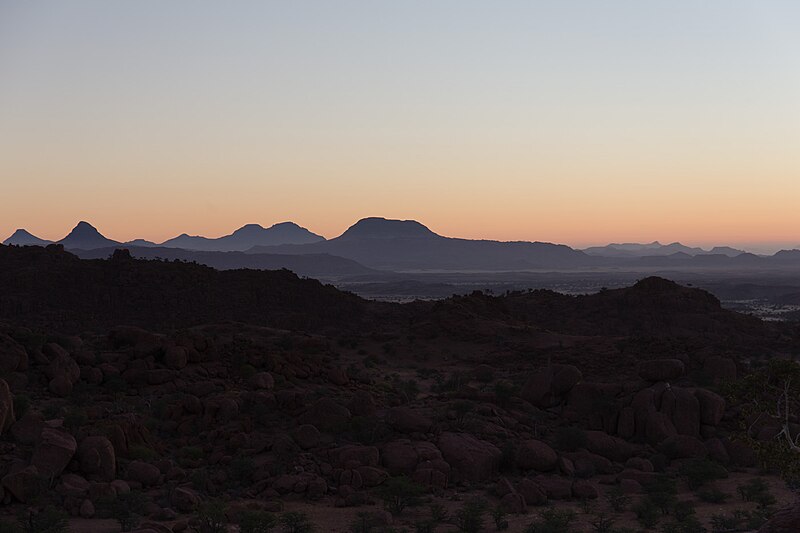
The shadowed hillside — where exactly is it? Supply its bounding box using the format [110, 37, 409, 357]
[0, 244, 367, 333]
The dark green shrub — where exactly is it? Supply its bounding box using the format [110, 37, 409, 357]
[589, 513, 616, 533]
[12, 394, 30, 418]
[127, 444, 158, 461]
[429, 503, 448, 523]
[349, 512, 384, 533]
[525, 508, 576, 533]
[680, 459, 728, 489]
[493, 381, 517, 408]
[454, 497, 488, 533]
[737, 478, 776, 508]
[696, 486, 728, 503]
[228, 455, 255, 487]
[379, 476, 424, 516]
[238, 510, 277, 533]
[196, 501, 227, 533]
[492, 506, 509, 530]
[606, 486, 631, 512]
[634, 499, 661, 529]
[644, 475, 678, 515]
[107, 490, 147, 532]
[17, 506, 69, 533]
[280, 511, 315, 533]
[0, 519, 19, 533]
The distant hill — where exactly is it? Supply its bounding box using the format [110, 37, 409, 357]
[57, 221, 120, 250]
[125, 238, 157, 247]
[248, 217, 593, 271]
[0, 243, 366, 333]
[583, 241, 745, 258]
[2, 229, 52, 246]
[159, 222, 324, 251]
[74, 245, 379, 279]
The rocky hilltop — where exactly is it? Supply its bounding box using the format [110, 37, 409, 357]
[0, 243, 798, 532]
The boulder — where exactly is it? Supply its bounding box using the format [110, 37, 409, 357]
[32, 427, 77, 478]
[572, 479, 599, 499]
[10, 411, 44, 445]
[515, 439, 558, 472]
[437, 432, 501, 482]
[48, 375, 73, 397]
[43, 343, 80, 384]
[706, 437, 730, 464]
[759, 505, 800, 533]
[164, 346, 187, 370]
[535, 476, 573, 500]
[521, 365, 582, 407]
[80, 499, 95, 518]
[2, 466, 41, 503]
[357, 466, 388, 487]
[78, 436, 117, 481]
[170, 486, 200, 513]
[663, 387, 701, 436]
[57, 473, 90, 498]
[248, 372, 274, 390]
[639, 359, 684, 382]
[381, 440, 419, 475]
[660, 435, 708, 459]
[517, 478, 547, 506]
[0, 334, 25, 373]
[645, 411, 677, 444]
[386, 407, 432, 434]
[694, 389, 725, 426]
[291, 424, 321, 450]
[330, 445, 380, 468]
[327, 367, 349, 386]
[300, 398, 350, 432]
[500, 492, 526, 513]
[585, 431, 637, 462]
[0, 378, 15, 435]
[127, 461, 161, 487]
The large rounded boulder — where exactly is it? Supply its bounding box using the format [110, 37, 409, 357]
[437, 432, 501, 482]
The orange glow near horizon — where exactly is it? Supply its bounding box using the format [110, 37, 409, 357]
[1, 2, 799, 252]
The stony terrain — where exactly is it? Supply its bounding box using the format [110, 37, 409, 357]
[0, 243, 799, 532]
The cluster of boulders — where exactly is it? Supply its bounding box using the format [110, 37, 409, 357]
[0, 320, 764, 528]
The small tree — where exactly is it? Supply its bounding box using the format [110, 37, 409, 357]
[378, 476, 424, 516]
[727, 359, 800, 481]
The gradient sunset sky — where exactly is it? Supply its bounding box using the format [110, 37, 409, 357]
[1, 1, 799, 251]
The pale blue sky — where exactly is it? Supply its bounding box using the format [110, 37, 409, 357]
[1, 1, 799, 249]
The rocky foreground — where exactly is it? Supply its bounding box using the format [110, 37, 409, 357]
[0, 243, 799, 532]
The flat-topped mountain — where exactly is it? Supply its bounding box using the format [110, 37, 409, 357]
[2, 228, 52, 246]
[159, 222, 324, 251]
[249, 217, 592, 271]
[57, 221, 120, 250]
[337, 217, 439, 239]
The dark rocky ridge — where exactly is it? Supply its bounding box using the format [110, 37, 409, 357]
[0, 242, 798, 531]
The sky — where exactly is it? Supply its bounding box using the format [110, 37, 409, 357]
[1, 1, 799, 251]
